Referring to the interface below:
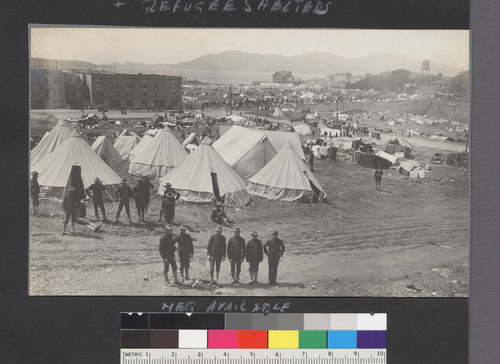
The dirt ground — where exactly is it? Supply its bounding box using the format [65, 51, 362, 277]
[29, 114, 469, 296]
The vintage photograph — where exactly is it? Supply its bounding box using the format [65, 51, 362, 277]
[29, 27, 470, 296]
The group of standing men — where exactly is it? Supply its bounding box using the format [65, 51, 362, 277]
[160, 225, 285, 287]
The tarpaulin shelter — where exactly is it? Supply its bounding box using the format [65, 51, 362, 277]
[113, 129, 141, 159]
[158, 143, 250, 207]
[292, 124, 312, 135]
[91, 136, 128, 177]
[353, 151, 392, 169]
[399, 160, 420, 172]
[128, 128, 187, 179]
[247, 142, 327, 202]
[34, 130, 122, 188]
[375, 150, 398, 164]
[213, 125, 277, 179]
[227, 114, 247, 125]
[31, 119, 74, 168]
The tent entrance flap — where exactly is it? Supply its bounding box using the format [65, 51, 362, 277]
[211, 172, 221, 201]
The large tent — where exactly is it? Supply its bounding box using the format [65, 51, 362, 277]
[212, 125, 277, 179]
[34, 130, 122, 188]
[31, 119, 74, 168]
[259, 129, 306, 160]
[247, 142, 327, 202]
[91, 136, 129, 177]
[158, 143, 249, 207]
[128, 128, 187, 179]
[113, 129, 142, 159]
[127, 134, 154, 161]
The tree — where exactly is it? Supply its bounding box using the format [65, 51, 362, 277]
[450, 71, 470, 97]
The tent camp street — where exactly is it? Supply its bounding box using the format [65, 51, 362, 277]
[30, 156, 468, 297]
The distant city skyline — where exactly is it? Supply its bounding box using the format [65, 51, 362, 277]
[31, 27, 469, 70]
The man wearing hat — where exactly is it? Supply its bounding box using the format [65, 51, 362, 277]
[246, 231, 264, 284]
[174, 225, 194, 282]
[227, 228, 246, 285]
[115, 179, 133, 224]
[159, 182, 180, 224]
[61, 186, 79, 236]
[159, 225, 180, 286]
[30, 171, 40, 217]
[263, 231, 286, 285]
[85, 177, 107, 222]
[132, 179, 148, 223]
[206, 226, 226, 285]
[211, 202, 234, 227]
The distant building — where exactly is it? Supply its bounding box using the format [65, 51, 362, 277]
[430, 78, 452, 94]
[31, 69, 66, 109]
[273, 71, 295, 84]
[82, 73, 182, 110]
[416, 86, 436, 99]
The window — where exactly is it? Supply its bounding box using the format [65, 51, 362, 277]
[141, 91, 147, 97]
[45, 90, 49, 98]
[96, 91, 104, 97]
[116, 82, 120, 88]
[126, 81, 132, 88]
[126, 100, 133, 107]
[155, 91, 158, 97]
[44, 78, 48, 85]
[155, 83, 158, 88]
[141, 81, 147, 88]
[126, 91, 133, 98]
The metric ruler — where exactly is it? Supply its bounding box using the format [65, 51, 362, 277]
[121, 349, 387, 364]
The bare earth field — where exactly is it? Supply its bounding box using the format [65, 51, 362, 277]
[29, 156, 469, 297]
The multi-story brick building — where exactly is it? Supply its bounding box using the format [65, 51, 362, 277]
[30, 69, 67, 109]
[273, 70, 295, 84]
[83, 73, 182, 110]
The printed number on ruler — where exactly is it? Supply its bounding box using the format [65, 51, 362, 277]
[121, 349, 387, 364]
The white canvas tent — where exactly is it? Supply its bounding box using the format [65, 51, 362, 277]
[213, 125, 277, 179]
[34, 130, 122, 188]
[259, 129, 306, 160]
[127, 134, 154, 161]
[91, 136, 128, 177]
[247, 142, 327, 202]
[227, 114, 247, 125]
[113, 129, 142, 159]
[31, 119, 74, 168]
[272, 107, 283, 117]
[182, 133, 202, 149]
[158, 143, 249, 207]
[128, 128, 187, 179]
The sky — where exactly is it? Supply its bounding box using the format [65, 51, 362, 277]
[30, 27, 469, 69]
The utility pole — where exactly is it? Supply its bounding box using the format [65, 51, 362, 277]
[229, 85, 233, 115]
[336, 96, 340, 124]
[256, 88, 260, 121]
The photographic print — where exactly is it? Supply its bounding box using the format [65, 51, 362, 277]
[29, 27, 470, 296]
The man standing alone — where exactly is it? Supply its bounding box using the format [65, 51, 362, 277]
[246, 231, 263, 284]
[207, 226, 226, 285]
[30, 171, 40, 216]
[159, 225, 180, 286]
[174, 225, 194, 282]
[227, 228, 246, 285]
[263, 231, 285, 285]
[374, 166, 383, 191]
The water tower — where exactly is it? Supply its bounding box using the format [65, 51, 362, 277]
[421, 59, 430, 75]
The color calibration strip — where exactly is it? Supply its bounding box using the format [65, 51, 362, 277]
[121, 313, 386, 349]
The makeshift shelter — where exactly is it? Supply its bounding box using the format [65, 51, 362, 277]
[272, 107, 283, 118]
[113, 129, 141, 159]
[31, 119, 74, 167]
[227, 114, 247, 125]
[375, 150, 398, 164]
[247, 142, 327, 203]
[292, 124, 312, 136]
[91, 136, 129, 177]
[213, 125, 277, 179]
[34, 130, 122, 188]
[353, 152, 392, 169]
[127, 134, 154, 161]
[158, 143, 250, 207]
[128, 128, 187, 179]
[259, 130, 306, 160]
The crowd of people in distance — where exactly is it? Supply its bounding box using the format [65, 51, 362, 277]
[160, 224, 285, 287]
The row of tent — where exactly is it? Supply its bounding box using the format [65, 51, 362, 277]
[30, 121, 327, 206]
